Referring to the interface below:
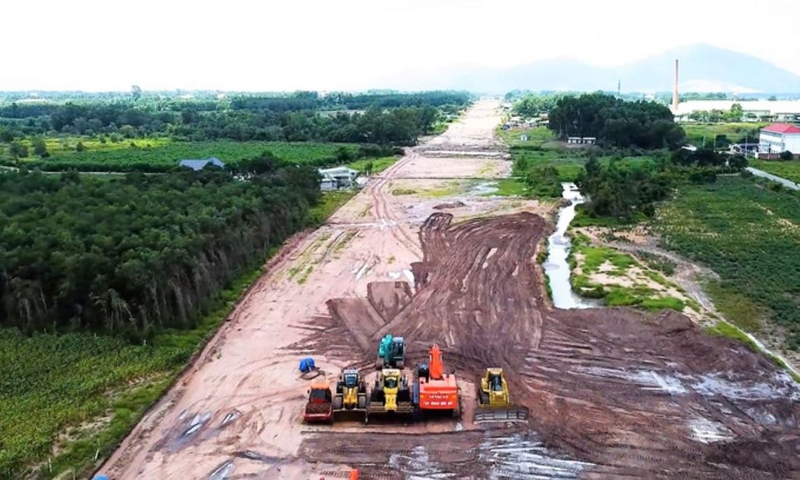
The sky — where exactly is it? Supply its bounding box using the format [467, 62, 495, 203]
[4, 0, 800, 92]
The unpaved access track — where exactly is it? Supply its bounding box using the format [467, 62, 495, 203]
[101, 100, 800, 480]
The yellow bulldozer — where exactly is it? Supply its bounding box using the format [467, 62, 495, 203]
[474, 367, 529, 424]
[332, 368, 367, 421]
[366, 368, 414, 422]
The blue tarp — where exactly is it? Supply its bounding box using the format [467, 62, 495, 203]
[299, 357, 316, 373]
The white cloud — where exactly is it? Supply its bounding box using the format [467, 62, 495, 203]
[3, 0, 799, 91]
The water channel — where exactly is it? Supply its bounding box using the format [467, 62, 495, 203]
[541, 181, 799, 378]
[542, 183, 597, 309]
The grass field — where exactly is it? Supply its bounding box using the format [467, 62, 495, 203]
[347, 156, 398, 174]
[500, 126, 658, 198]
[7, 140, 363, 172]
[0, 192, 349, 479]
[751, 159, 800, 184]
[655, 176, 800, 350]
[682, 122, 765, 148]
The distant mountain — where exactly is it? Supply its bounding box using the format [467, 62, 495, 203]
[381, 44, 800, 94]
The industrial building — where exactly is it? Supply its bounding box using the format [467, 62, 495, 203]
[758, 123, 800, 157]
[673, 100, 800, 123]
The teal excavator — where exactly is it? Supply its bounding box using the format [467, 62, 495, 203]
[376, 334, 406, 369]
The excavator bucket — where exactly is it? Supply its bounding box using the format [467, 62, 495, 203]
[474, 405, 530, 424]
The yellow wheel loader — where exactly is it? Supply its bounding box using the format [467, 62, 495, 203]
[332, 368, 367, 421]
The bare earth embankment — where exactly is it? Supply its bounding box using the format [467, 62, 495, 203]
[101, 101, 800, 480]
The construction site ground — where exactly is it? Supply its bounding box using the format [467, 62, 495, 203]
[101, 100, 800, 480]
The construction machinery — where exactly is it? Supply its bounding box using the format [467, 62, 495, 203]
[415, 344, 460, 418]
[332, 368, 368, 420]
[376, 334, 406, 369]
[303, 381, 334, 423]
[366, 368, 414, 421]
[474, 367, 529, 424]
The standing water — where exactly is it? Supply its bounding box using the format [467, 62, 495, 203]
[543, 183, 596, 309]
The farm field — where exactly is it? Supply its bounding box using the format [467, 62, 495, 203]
[655, 176, 800, 350]
[751, 159, 800, 184]
[8, 140, 368, 172]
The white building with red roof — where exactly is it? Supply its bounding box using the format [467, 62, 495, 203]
[759, 123, 800, 156]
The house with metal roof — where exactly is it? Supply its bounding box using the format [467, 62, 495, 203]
[178, 157, 226, 171]
[758, 123, 800, 157]
[318, 166, 359, 191]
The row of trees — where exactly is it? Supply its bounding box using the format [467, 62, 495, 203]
[0, 159, 321, 339]
[548, 93, 686, 149]
[0, 91, 471, 146]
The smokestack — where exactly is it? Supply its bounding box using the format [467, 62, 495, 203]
[672, 59, 680, 113]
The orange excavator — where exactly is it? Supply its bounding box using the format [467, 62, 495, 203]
[414, 344, 461, 418]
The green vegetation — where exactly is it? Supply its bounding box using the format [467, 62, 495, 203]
[683, 122, 764, 148]
[656, 176, 800, 349]
[0, 91, 471, 150]
[391, 188, 417, 196]
[308, 190, 357, 226]
[548, 93, 685, 149]
[569, 234, 685, 312]
[348, 156, 398, 174]
[0, 257, 269, 478]
[751, 159, 800, 184]
[491, 178, 528, 197]
[500, 125, 660, 199]
[0, 161, 321, 338]
[0, 174, 356, 477]
[10, 141, 400, 173]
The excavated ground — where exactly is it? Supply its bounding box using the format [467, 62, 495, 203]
[100, 100, 800, 480]
[296, 212, 800, 480]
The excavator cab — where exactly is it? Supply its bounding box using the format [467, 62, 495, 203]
[376, 334, 406, 369]
[343, 370, 359, 388]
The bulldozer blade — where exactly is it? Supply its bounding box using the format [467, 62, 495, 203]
[473, 406, 529, 424]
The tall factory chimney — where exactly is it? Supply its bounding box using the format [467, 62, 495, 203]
[672, 59, 680, 113]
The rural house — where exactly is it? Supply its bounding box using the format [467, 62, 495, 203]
[178, 157, 226, 171]
[758, 123, 800, 158]
[318, 166, 359, 191]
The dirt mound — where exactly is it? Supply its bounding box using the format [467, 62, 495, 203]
[297, 212, 800, 479]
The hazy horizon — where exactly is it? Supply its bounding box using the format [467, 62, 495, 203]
[5, 0, 800, 92]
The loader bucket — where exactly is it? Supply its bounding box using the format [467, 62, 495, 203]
[474, 405, 529, 424]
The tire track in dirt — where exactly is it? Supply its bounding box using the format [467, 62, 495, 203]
[300, 211, 800, 479]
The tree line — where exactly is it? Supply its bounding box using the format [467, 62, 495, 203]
[0, 158, 322, 339]
[0, 91, 471, 147]
[548, 93, 686, 149]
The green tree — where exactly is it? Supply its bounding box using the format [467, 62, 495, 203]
[76, 141, 86, 152]
[8, 141, 28, 159]
[32, 137, 49, 157]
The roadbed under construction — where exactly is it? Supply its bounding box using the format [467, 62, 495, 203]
[100, 100, 800, 480]
[295, 211, 800, 479]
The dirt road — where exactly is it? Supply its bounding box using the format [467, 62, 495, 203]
[101, 100, 549, 479]
[101, 100, 800, 480]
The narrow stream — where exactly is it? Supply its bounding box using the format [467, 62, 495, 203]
[541, 182, 799, 379]
[543, 183, 597, 309]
